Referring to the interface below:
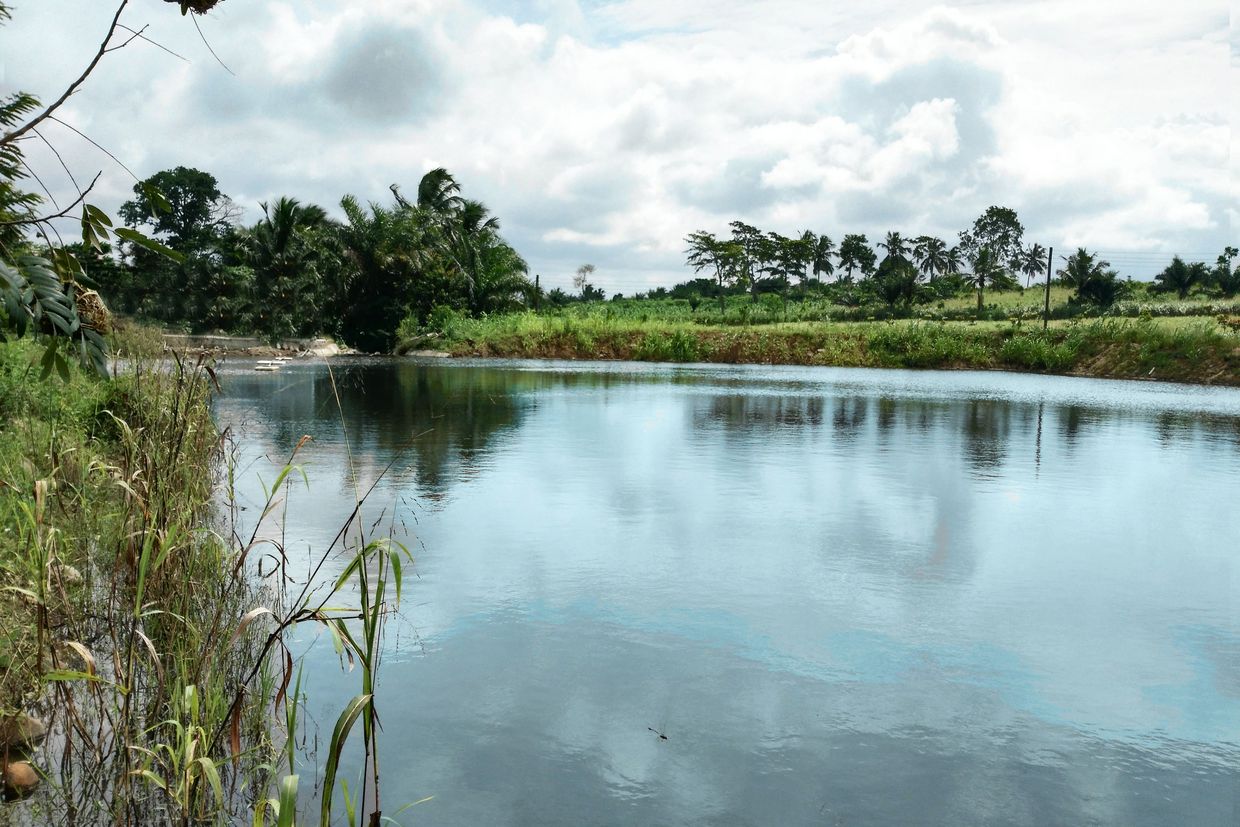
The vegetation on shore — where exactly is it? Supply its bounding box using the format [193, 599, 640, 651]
[401, 309, 1240, 386]
[0, 328, 412, 822]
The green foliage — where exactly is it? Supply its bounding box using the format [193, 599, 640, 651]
[1152, 255, 1208, 300]
[1, 337, 417, 823]
[866, 323, 991, 367]
[871, 256, 922, 309]
[1058, 248, 1125, 307]
[98, 166, 531, 351]
[119, 167, 230, 247]
[959, 205, 1025, 270]
[999, 331, 1078, 371]
[838, 233, 877, 280]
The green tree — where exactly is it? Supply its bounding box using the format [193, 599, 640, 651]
[838, 234, 875, 282]
[959, 206, 1025, 271]
[878, 231, 910, 262]
[686, 230, 741, 313]
[117, 166, 239, 323]
[969, 246, 1010, 311]
[1057, 248, 1122, 307]
[912, 236, 949, 283]
[810, 233, 835, 283]
[247, 196, 330, 339]
[1020, 243, 1048, 287]
[336, 195, 434, 351]
[1153, 256, 1205, 300]
[1212, 246, 1239, 297]
[728, 221, 765, 301]
[120, 166, 235, 248]
[472, 237, 530, 313]
[871, 255, 921, 309]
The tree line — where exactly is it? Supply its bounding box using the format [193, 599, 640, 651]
[684, 208, 1239, 313]
[85, 166, 533, 352]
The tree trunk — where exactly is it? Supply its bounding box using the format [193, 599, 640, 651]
[718, 275, 725, 314]
[977, 280, 984, 312]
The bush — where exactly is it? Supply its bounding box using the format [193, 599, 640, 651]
[866, 323, 991, 367]
[1000, 333, 1078, 371]
[635, 330, 700, 362]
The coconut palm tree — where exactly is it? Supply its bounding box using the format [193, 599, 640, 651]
[1056, 248, 1109, 292]
[1056, 248, 1123, 306]
[1021, 243, 1048, 287]
[811, 232, 835, 283]
[879, 231, 910, 262]
[414, 167, 464, 214]
[912, 236, 949, 283]
[943, 245, 965, 276]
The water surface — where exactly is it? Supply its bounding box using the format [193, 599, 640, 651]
[214, 358, 1240, 826]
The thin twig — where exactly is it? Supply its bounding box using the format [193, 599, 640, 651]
[0, 172, 102, 227]
[47, 116, 140, 182]
[32, 128, 83, 196]
[104, 22, 149, 53]
[117, 23, 189, 61]
[0, 0, 131, 146]
[192, 14, 234, 75]
[18, 157, 60, 209]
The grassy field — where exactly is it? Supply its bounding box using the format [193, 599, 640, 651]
[445, 286, 1240, 329]
[399, 310, 1240, 386]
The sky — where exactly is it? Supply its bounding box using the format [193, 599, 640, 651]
[1, 0, 1235, 292]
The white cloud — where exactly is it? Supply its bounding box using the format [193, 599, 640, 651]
[0, 0, 1232, 290]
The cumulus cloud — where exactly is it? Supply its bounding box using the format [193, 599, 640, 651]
[0, 0, 1231, 291]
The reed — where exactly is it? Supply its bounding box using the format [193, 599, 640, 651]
[0, 336, 415, 825]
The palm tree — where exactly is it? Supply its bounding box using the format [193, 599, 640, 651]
[1154, 256, 1205, 300]
[249, 196, 330, 337]
[970, 246, 1003, 312]
[336, 195, 431, 351]
[912, 236, 949, 283]
[879, 231, 909, 262]
[1057, 248, 1122, 306]
[473, 239, 530, 313]
[1021, 243, 1048, 287]
[1056, 248, 1109, 291]
[414, 167, 464, 214]
[440, 198, 519, 313]
[811, 233, 835, 283]
[943, 245, 964, 276]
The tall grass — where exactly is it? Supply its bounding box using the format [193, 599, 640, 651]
[395, 310, 1240, 385]
[0, 337, 414, 825]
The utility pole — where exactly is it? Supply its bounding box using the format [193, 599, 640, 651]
[1042, 247, 1054, 330]
[535, 274, 541, 312]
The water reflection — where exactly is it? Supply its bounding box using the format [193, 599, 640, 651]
[213, 359, 1240, 826]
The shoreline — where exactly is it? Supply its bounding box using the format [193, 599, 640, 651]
[407, 318, 1240, 389]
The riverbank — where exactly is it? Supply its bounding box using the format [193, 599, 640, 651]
[400, 315, 1240, 387]
[162, 333, 350, 358]
[0, 338, 240, 807]
[0, 334, 404, 822]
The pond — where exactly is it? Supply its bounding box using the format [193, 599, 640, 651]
[213, 358, 1240, 826]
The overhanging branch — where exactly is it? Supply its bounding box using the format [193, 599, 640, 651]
[0, 1, 130, 147]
